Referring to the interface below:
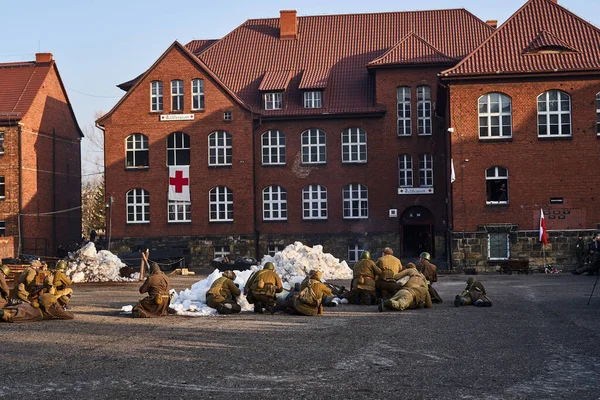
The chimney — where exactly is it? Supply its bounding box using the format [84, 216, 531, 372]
[550, 0, 558, 3]
[280, 10, 298, 40]
[486, 20, 498, 29]
[35, 53, 53, 63]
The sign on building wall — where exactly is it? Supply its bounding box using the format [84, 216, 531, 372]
[398, 188, 434, 195]
[160, 114, 195, 121]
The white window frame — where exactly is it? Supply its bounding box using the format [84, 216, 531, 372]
[341, 127, 367, 163]
[301, 129, 326, 164]
[167, 132, 190, 166]
[0, 132, 5, 155]
[171, 80, 184, 111]
[223, 111, 232, 121]
[348, 244, 365, 263]
[150, 81, 163, 112]
[125, 134, 149, 168]
[261, 130, 286, 165]
[479, 93, 512, 139]
[126, 188, 150, 224]
[419, 154, 434, 187]
[208, 131, 232, 166]
[596, 92, 600, 135]
[0, 176, 4, 199]
[397, 86, 412, 136]
[304, 91, 322, 108]
[537, 90, 571, 137]
[398, 155, 413, 187]
[486, 166, 509, 205]
[192, 78, 205, 110]
[214, 246, 230, 259]
[262, 185, 288, 221]
[264, 93, 282, 110]
[342, 183, 368, 219]
[302, 184, 327, 220]
[209, 186, 233, 222]
[267, 245, 281, 256]
[417, 85, 432, 135]
[488, 233, 510, 260]
[168, 201, 191, 223]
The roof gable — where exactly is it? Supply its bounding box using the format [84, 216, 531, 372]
[522, 30, 579, 54]
[0, 62, 51, 122]
[367, 33, 458, 67]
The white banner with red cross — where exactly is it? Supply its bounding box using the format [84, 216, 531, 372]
[168, 166, 190, 202]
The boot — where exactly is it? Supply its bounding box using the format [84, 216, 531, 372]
[266, 304, 275, 315]
[217, 303, 234, 315]
[378, 299, 384, 312]
[254, 303, 264, 314]
[454, 295, 466, 307]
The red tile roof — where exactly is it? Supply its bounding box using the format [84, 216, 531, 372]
[0, 61, 52, 122]
[522, 30, 579, 54]
[186, 39, 219, 55]
[194, 9, 493, 115]
[443, 0, 600, 77]
[367, 33, 458, 67]
[258, 70, 296, 91]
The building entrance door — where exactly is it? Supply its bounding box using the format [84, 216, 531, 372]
[400, 206, 434, 259]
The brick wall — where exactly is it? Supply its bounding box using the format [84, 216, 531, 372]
[0, 125, 21, 251]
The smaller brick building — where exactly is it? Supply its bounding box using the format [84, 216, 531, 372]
[0, 53, 82, 258]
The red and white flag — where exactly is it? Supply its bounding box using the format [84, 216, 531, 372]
[168, 166, 190, 202]
[539, 208, 549, 245]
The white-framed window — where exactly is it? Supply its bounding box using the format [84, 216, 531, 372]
[596, 92, 600, 135]
[224, 111, 232, 121]
[304, 91, 322, 108]
[0, 132, 5, 154]
[301, 128, 326, 164]
[264, 93, 282, 110]
[397, 86, 412, 136]
[342, 183, 368, 219]
[537, 90, 571, 136]
[209, 186, 233, 222]
[479, 93, 512, 138]
[398, 155, 413, 187]
[261, 130, 286, 165]
[192, 78, 205, 110]
[126, 134, 149, 168]
[0, 176, 4, 199]
[167, 132, 190, 166]
[486, 166, 509, 204]
[348, 244, 365, 263]
[341, 127, 367, 163]
[126, 188, 150, 224]
[168, 201, 191, 222]
[262, 185, 287, 221]
[214, 246, 230, 258]
[419, 154, 434, 187]
[208, 131, 232, 166]
[417, 85, 432, 135]
[171, 80, 184, 111]
[302, 184, 327, 220]
[488, 233, 510, 260]
[0, 221, 5, 237]
[267, 245, 281, 256]
[150, 81, 163, 112]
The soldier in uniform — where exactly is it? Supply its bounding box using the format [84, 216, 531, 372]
[376, 247, 403, 300]
[348, 251, 381, 305]
[16, 260, 41, 303]
[245, 262, 283, 314]
[378, 263, 432, 312]
[454, 277, 492, 307]
[0, 292, 74, 323]
[206, 270, 241, 314]
[132, 262, 171, 318]
[52, 260, 73, 305]
[0, 264, 10, 308]
[415, 252, 443, 303]
[293, 270, 333, 316]
[573, 234, 600, 275]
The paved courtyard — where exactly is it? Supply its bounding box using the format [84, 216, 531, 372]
[1, 273, 600, 399]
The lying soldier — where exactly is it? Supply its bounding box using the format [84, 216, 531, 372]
[378, 263, 432, 312]
[0, 293, 74, 323]
[454, 277, 492, 307]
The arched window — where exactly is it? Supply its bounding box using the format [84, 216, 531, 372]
[478, 93, 512, 138]
[417, 85, 432, 135]
[261, 130, 286, 165]
[301, 129, 326, 164]
[341, 127, 367, 163]
[302, 184, 327, 220]
[208, 131, 232, 166]
[398, 155, 413, 187]
[192, 79, 204, 110]
[537, 90, 571, 136]
[150, 81, 163, 112]
[126, 188, 150, 223]
[486, 166, 509, 204]
[397, 86, 411, 136]
[419, 154, 434, 187]
[342, 184, 368, 219]
[209, 186, 233, 221]
[262, 185, 287, 221]
[167, 132, 190, 166]
[125, 134, 149, 168]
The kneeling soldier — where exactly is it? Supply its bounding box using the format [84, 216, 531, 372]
[245, 262, 283, 314]
[379, 263, 432, 312]
[293, 270, 332, 316]
[132, 262, 171, 318]
[349, 251, 381, 305]
[206, 270, 241, 314]
[454, 277, 492, 307]
[376, 247, 403, 300]
[415, 252, 443, 303]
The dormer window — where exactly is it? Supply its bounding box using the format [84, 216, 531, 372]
[264, 93, 282, 110]
[304, 91, 322, 108]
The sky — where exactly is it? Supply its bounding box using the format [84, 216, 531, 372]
[1, 0, 598, 180]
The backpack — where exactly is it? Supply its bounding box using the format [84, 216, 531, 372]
[298, 279, 319, 307]
[43, 270, 56, 291]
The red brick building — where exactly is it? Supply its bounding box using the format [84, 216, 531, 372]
[442, 0, 600, 269]
[0, 53, 82, 258]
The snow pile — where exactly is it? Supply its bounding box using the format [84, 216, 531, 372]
[65, 242, 139, 283]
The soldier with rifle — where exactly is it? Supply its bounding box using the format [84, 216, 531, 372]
[132, 262, 171, 318]
[454, 277, 492, 307]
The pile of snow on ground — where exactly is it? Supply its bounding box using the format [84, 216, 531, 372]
[65, 242, 139, 283]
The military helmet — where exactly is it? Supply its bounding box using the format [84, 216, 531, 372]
[263, 262, 275, 270]
[57, 260, 67, 270]
[406, 262, 417, 269]
[311, 270, 322, 281]
[150, 262, 161, 274]
[419, 252, 431, 261]
[360, 251, 371, 260]
[467, 277, 476, 285]
[0, 264, 10, 276]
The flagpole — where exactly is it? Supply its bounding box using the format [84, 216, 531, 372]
[543, 243, 546, 269]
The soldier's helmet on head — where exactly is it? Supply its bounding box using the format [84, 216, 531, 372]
[419, 252, 431, 261]
[57, 260, 67, 270]
[467, 277, 476, 285]
[0, 264, 10, 276]
[263, 262, 275, 270]
[360, 251, 371, 260]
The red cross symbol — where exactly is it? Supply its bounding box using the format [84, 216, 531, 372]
[169, 170, 189, 193]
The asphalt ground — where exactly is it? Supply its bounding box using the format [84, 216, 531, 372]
[1, 272, 600, 399]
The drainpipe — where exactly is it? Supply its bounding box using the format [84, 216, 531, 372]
[52, 128, 56, 256]
[252, 115, 260, 261]
[17, 123, 23, 256]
